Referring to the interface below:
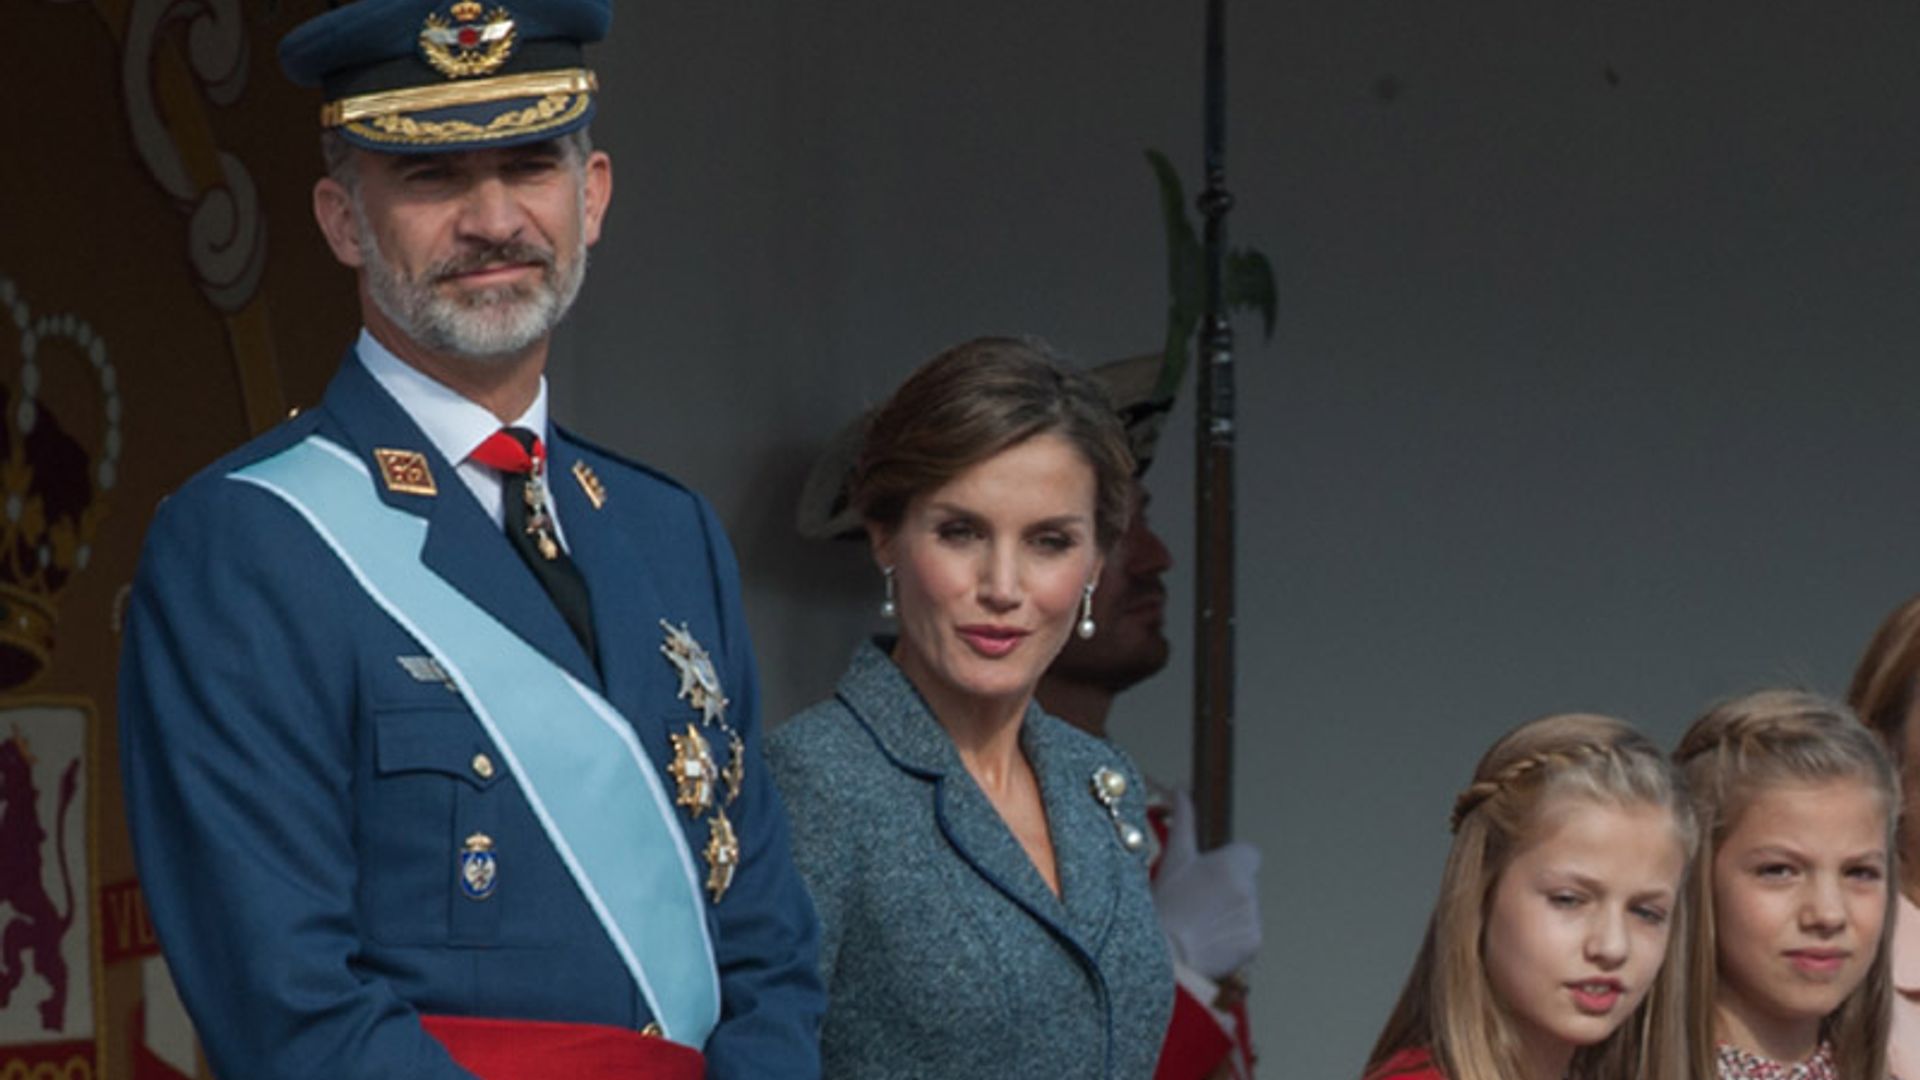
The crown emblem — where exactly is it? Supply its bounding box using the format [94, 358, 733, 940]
[0, 276, 119, 690]
[420, 3, 517, 79]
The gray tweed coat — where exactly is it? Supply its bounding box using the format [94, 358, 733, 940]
[767, 640, 1173, 1080]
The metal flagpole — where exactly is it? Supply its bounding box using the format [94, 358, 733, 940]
[1191, 0, 1236, 851]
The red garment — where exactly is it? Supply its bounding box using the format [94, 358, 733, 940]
[421, 1014, 705, 1079]
[1147, 786, 1258, 1080]
[1364, 1047, 1446, 1080]
[1154, 986, 1235, 1079]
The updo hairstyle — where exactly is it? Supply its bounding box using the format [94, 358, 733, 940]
[853, 337, 1135, 553]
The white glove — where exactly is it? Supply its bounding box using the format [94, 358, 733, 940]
[1152, 787, 1262, 981]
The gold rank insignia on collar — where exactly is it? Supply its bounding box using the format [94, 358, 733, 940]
[704, 807, 739, 902]
[572, 459, 606, 508]
[374, 448, 437, 497]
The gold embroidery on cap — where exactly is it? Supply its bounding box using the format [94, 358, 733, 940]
[322, 69, 597, 127]
[344, 94, 590, 147]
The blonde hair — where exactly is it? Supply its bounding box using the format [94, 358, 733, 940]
[1672, 689, 1897, 1080]
[1364, 714, 1698, 1080]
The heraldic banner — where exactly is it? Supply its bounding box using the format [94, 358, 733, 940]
[4, 2, 350, 1076]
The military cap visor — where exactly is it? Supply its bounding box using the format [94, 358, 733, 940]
[280, 0, 610, 153]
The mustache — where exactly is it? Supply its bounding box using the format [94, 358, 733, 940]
[430, 241, 556, 282]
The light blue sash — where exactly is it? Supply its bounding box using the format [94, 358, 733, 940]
[233, 436, 721, 1046]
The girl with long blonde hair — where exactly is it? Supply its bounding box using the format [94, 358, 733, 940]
[1362, 713, 1697, 1080]
[1674, 690, 1897, 1080]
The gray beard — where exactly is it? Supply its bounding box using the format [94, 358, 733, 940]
[354, 193, 588, 363]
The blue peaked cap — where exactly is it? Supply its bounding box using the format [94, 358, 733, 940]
[280, 0, 611, 153]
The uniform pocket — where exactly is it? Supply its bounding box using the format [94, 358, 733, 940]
[359, 706, 503, 945]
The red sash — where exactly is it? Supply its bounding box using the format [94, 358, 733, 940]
[422, 1015, 705, 1079]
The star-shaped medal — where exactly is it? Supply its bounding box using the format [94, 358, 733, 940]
[660, 620, 729, 726]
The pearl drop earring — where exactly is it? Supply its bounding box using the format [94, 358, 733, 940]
[879, 566, 897, 619]
[1076, 582, 1096, 640]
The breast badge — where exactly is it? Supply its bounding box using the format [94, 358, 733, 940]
[660, 620, 728, 726]
[660, 620, 745, 901]
[669, 723, 716, 816]
[459, 832, 498, 900]
[704, 808, 739, 902]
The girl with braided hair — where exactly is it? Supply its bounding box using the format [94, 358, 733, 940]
[1674, 690, 1897, 1080]
[1362, 714, 1697, 1080]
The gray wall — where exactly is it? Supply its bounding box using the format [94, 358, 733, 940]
[550, 5, 1920, 1076]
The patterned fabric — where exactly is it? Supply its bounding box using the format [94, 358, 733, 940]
[767, 640, 1174, 1080]
[1893, 891, 1920, 1080]
[1714, 1041, 1836, 1080]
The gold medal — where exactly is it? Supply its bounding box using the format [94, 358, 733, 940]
[704, 807, 739, 902]
[669, 723, 716, 816]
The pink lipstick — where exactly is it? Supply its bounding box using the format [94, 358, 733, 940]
[957, 625, 1029, 658]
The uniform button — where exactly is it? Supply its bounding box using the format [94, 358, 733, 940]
[471, 752, 496, 780]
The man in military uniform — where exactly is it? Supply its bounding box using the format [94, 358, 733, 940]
[117, 2, 823, 1076]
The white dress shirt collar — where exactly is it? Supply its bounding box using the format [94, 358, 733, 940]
[352, 329, 566, 546]
[354, 328, 550, 459]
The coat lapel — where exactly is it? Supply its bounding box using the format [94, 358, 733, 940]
[835, 643, 1081, 940]
[544, 435, 674, 724]
[316, 356, 599, 690]
[1025, 718, 1125, 949]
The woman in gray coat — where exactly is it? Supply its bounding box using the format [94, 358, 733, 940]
[768, 338, 1174, 1079]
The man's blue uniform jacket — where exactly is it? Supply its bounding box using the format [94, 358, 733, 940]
[118, 354, 824, 1078]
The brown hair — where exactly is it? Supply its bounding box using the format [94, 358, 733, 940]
[1364, 713, 1697, 1080]
[1850, 593, 1920, 767]
[853, 337, 1134, 551]
[1672, 689, 1897, 1080]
